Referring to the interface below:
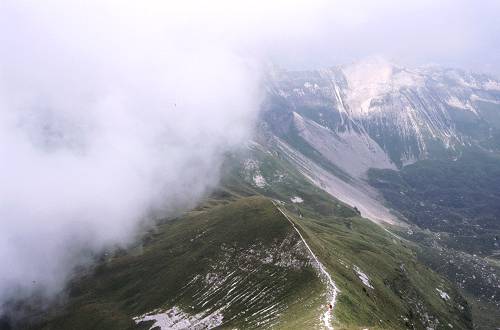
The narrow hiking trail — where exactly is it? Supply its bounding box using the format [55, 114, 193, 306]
[273, 201, 339, 330]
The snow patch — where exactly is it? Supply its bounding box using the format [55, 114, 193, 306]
[133, 306, 223, 330]
[354, 266, 374, 289]
[446, 96, 477, 114]
[253, 174, 267, 188]
[304, 81, 320, 91]
[436, 288, 450, 301]
[243, 159, 267, 188]
[290, 196, 303, 203]
[483, 79, 500, 91]
[470, 94, 500, 105]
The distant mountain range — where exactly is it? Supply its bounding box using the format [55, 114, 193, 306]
[265, 57, 500, 167]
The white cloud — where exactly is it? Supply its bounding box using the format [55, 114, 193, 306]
[0, 0, 266, 312]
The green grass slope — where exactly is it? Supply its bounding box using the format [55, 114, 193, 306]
[277, 202, 471, 329]
[25, 144, 474, 330]
[32, 197, 325, 330]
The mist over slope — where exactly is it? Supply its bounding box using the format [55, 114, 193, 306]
[0, 0, 264, 312]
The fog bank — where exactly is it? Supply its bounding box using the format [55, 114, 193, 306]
[0, 0, 266, 313]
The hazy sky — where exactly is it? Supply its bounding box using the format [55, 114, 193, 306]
[0, 0, 499, 316]
[263, 0, 500, 75]
[2, 1, 499, 72]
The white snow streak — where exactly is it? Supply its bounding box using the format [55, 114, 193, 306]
[133, 306, 223, 330]
[290, 196, 304, 203]
[353, 266, 374, 289]
[436, 288, 450, 301]
[253, 174, 267, 188]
